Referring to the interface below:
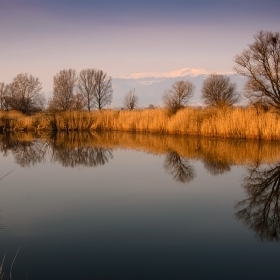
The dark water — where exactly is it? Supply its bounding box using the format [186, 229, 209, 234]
[0, 132, 280, 280]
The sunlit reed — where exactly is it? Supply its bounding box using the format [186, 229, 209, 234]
[0, 107, 280, 141]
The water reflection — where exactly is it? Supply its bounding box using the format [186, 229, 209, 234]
[0, 132, 280, 174]
[164, 150, 195, 183]
[0, 134, 48, 167]
[50, 133, 113, 168]
[0, 171, 13, 230]
[51, 146, 113, 168]
[236, 163, 280, 242]
[0, 133, 113, 168]
[203, 157, 231, 176]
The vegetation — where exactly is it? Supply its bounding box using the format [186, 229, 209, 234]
[123, 89, 138, 110]
[201, 74, 240, 107]
[50, 69, 78, 111]
[91, 69, 113, 110]
[2, 74, 45, 114]
[0, 106, 280, 140]
[235, 30, 280, 109]
[0, 83, 8, 110]
[163, 80, 195, 114]
[78, 69, 97, 111]
[0, 30, 279, 141]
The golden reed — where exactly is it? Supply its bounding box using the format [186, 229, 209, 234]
[0, 107, 280, 140]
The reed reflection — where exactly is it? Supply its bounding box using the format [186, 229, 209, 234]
[164, 150, 195, 183]
[235, 163, 280, 242]
[1, 132, 280, 173]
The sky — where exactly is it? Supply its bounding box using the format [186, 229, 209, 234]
[0, 0, 279, 92]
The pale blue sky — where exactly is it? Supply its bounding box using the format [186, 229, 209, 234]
[0, 0, 279, 91]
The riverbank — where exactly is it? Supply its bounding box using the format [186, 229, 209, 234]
[0, 107, 279, 140]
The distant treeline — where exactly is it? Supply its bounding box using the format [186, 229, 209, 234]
[0, 30, 279, 115]
[0, 30, 279, 140]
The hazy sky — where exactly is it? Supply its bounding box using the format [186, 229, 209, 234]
[0, 0, 279, 91]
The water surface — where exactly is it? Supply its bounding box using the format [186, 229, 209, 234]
[0, 132, 280, 279]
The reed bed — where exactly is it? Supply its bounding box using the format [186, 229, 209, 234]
[0, 107, 280, 141]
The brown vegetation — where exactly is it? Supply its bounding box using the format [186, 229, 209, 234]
[1, 106, 280, 141]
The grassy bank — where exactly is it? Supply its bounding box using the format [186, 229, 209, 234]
[0, 107, 280, 140]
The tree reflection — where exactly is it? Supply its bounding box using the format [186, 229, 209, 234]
[0, 135, 48, 167]
[0, 133, 113, 168]
[13, 140, 49, 167]
[51, 145, 113, 168]
[164, 150, 195, 183]
[49, 132, 113, 168]
[203, 157, 231, 176]
[235, 163, 280, 241]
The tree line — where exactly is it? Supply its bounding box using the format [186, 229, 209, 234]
[0, 68, 113, 114]
[0, 30, 279, 115]
[163, 30, 280, 113]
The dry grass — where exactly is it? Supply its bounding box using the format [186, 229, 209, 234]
[0, 107, 280, 140]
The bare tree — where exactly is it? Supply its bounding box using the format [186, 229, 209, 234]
[72, 93, 87, 111]
[77, 69, 96, 111]
[123, 89, 139, 110]
[0, 83, 9, 110]
[163, 80, 195, 113]
[92, 70, 113, 110]
[51, 69, 77, 111]
[201, 74, 240, 107]
[234, 31, 280, 110]
[4, 73, 45, 114]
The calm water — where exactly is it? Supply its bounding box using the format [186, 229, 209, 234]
[0, 132, 280, 280]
